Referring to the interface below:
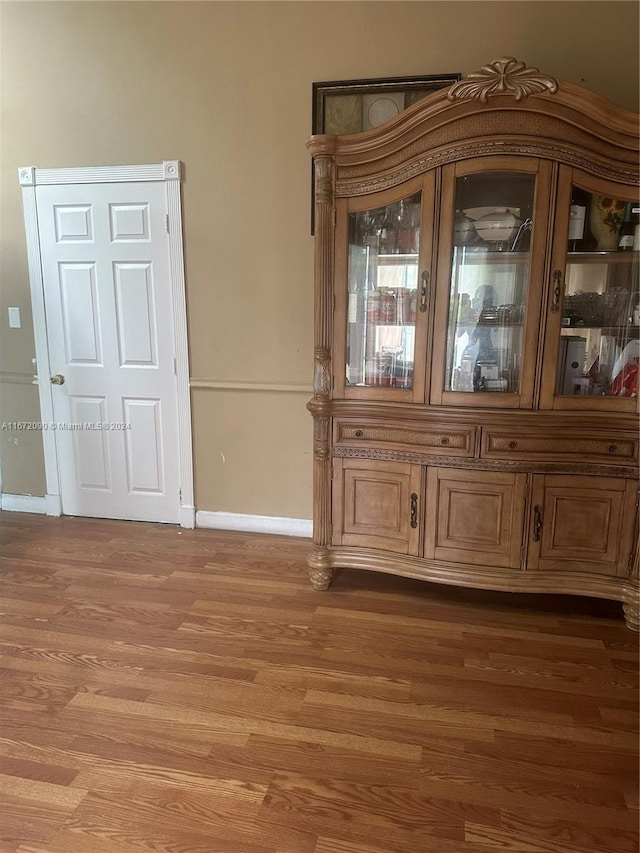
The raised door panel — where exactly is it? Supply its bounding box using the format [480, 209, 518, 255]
[528, 474, 637, 576]
[425, 467, 527, 568]
[332, 459, 421, 555]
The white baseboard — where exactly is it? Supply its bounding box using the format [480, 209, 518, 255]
[179, 504, 196, 529]
[45, 494, 62, 516]
[196, 510, 312, 538]
[0, 498, 311, 538]
[1, 493, 47, 514]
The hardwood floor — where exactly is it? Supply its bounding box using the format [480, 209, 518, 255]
[0, 513, 637, 853]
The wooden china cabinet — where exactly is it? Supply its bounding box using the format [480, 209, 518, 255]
[307, 58, 640, 629]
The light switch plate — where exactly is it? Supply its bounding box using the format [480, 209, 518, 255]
[8, 307, 21, 328]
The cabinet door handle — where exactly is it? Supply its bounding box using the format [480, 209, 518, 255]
[532, 504, 543, 542]
[419, 270, 430, 313]
[410, 492, 418, 528]
[550, 269, 563, 314]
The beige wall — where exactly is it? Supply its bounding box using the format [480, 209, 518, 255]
[1, 1, 638, 516]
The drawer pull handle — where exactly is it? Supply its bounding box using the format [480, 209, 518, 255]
[410, 493, 418, 528]
[608, 444, 617, 453]
[354, 429, 364, 438]
[532, 504, 543, 542]
[509, 440, 518, 449]
[440, 437, 449, 445]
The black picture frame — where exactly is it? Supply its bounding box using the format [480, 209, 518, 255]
[310, 72, 462, 233]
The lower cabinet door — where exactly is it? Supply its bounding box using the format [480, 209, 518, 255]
[528, 474, 637, 577]
[424, 467, 527, 568]
[332, 458, 422, 554]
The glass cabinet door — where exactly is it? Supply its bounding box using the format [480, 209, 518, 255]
[552, 187, 639, 403]
[345, 191, 421, 390]
[437, 168, 542, 404]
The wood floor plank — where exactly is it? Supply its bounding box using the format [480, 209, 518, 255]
[65, 783, 314, 853]
[253, 664, 412, 702]
[313, 839, 398, 853]
[497, 808, 640, 853]
[0, 757, 79, 788]
[237, 735, 421, 787]
[1, 514, 637, 853]
[464, 821, 627, 853]
[259, 772, 501, 851]
[0, 774, 86, 808]
[0, 776, 87, 852]
[420, 742, 632, 808]
[419, 774, 637, 831]
[16, 830, 157, 853]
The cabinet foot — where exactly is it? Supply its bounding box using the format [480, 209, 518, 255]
[622, 590, 640, 632]
[308, 565, 334, 590]
[307, 546, 334, 590]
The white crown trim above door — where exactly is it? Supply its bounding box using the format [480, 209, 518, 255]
[19, 161, 195, 528]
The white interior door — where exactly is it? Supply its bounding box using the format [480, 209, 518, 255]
[34, 179, 182, 523]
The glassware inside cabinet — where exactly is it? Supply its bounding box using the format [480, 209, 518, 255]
[556, 191, 639, 398]
[346, 192, 421, 388]
[444, 173, 535, 394]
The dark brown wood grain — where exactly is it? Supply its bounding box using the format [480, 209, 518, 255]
[0, 513, 637, 853]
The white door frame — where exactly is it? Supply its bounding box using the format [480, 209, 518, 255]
[18, 161, 195, 528]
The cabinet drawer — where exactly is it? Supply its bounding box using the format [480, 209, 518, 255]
[481, 430, 637, 463]
[335, 419, 476, 457]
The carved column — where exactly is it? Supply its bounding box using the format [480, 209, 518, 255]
[623, 550, 639, 632]
[307, 149, 335, 590]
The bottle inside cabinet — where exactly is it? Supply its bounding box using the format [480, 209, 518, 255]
[617, 203, 640, 251]
[346, 192, 421, 389]
[568, 187, 597, 252]
[444, 172, 534, 394]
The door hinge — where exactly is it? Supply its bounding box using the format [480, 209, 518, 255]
[173, 358, 177, 375]
[165, 214, 170, 233]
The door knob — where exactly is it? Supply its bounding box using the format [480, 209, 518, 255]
[50, 374, 65, 385]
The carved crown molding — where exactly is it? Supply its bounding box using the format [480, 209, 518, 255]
[448, 57, 558, 103]
[335, 141, 638, 198]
